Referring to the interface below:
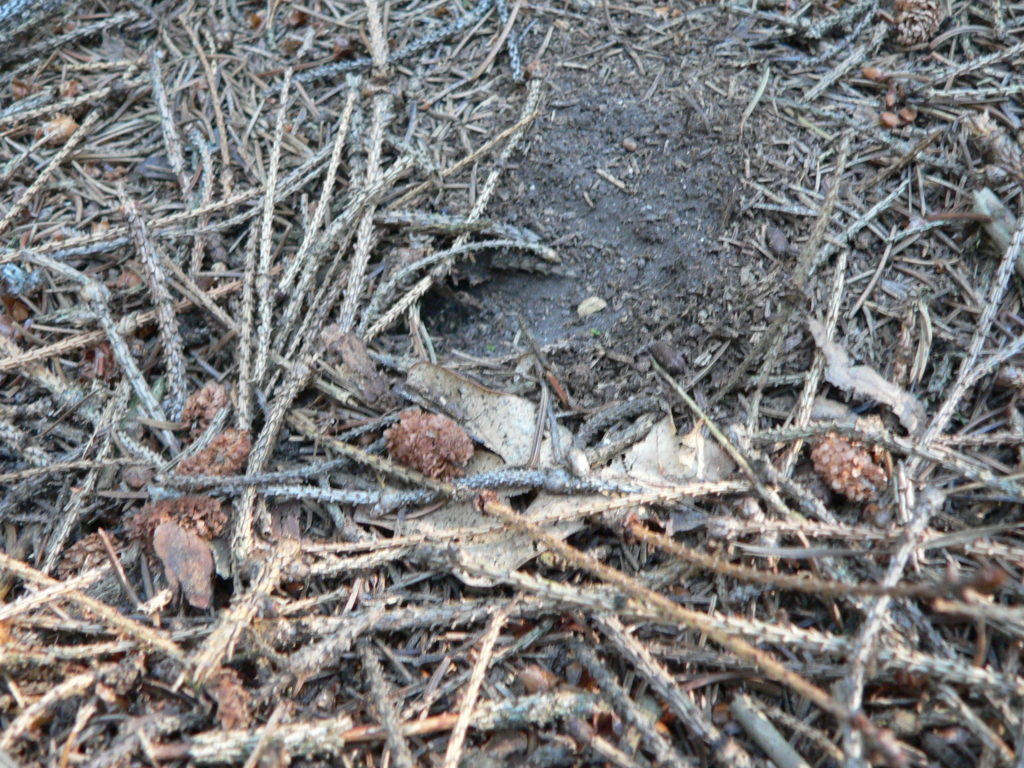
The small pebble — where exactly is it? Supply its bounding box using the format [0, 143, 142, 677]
[622, 137, 638, 152]
[577, 296, 607, 317]
[566, 447, 590, 477]
[766, 226, 789, 257]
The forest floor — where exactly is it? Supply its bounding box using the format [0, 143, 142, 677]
[1, 0, 1023, 766]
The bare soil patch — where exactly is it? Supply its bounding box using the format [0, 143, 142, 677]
[437, 55, 740, 352]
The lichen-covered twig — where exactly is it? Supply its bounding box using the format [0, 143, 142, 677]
[592, 614, 753, 768]
[571, 640, 693, 768]
[442, 605, 510, 768]
[277, 88, 356, 295]
[188, 539, 299, 686]
[291, 0, 498, 86]
[0, 110, 99, 237]
[336, 51, 391, 332]
[476, 496, 858, 730]
[730, 695, 812, 768]
[119, 186, 188, 420]
[188, 127, 214, 275]
[360, 641, 416, 768]
[0, 671, 95, 752]
[156, 690, 599, 764]
[254, 70, 291, 390]
[0, 550, 186, 662]
[0, 0, 69, 51]
[149, 51, 190, 194]
[41, 380, 129, 575]
[80, 281, 178, 454]
[364, 79, 544, 339]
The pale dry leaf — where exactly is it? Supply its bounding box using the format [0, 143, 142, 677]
[810, 396, 859, 426]
[379, 450, 549, 588]
[972, 189, 1023, 279]
[967, 114, 1024, 183]
[401, 367, 735, 587]
[40, 114, 78, 145]
[152, 522, 214, 609]
[808, 318, 926, 435]
[609, 417, 734, 486]
[996, 366, 1024, 392]
[398, 365, 578, 586]
[407, 362, 571, 465]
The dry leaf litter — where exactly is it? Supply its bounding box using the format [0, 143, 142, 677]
[0, 0, 1022, 766]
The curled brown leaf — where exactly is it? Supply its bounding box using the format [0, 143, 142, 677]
[181, 382, 230, 441]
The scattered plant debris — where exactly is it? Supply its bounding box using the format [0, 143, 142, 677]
[1, 0, 1023, 765]
[181, 382, 230, 441]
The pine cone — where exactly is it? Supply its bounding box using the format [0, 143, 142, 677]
[181, 382, 230, 441]
[57, 532, 109, 578]
[177, 428, 251, 476]
[811, 434, 888, 503]
[893, 0, 944, 46]
[966, 112, 1024, 183]
[126, 495, 228, 544]
[386, 409, 473, 479]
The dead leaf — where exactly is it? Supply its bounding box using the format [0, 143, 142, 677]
[810, 396, 858, 426]
[609, 417, 734, 486]
[378, 450, 542, 588]
[809, 318, 925, 436]
[397, 404, 733, 586]
[321, 326, 392, 406]
[520, 417, 734, 573]
[372, 375, 583, 587]
[152, 522, 214, 609]
[406, 363, 571, 465]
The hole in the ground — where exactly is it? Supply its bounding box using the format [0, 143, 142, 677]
[426, 62, 746, 357]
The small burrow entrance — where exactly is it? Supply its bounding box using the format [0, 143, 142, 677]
[424, 50, 751, 361]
